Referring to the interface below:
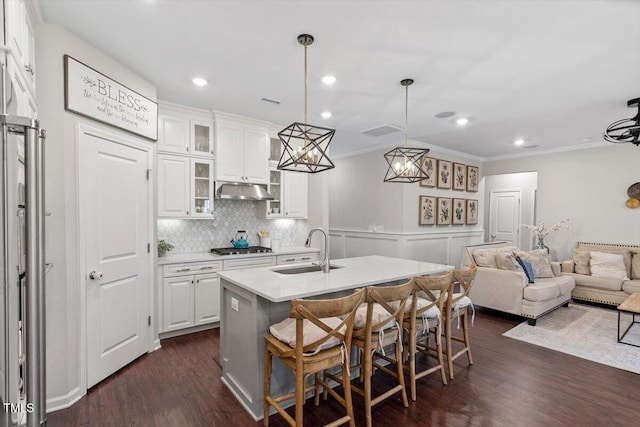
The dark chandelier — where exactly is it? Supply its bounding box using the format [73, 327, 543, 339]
[383, 79, 430, 183]
[277, 34, 335, 173]
[604, 97, 640, 146]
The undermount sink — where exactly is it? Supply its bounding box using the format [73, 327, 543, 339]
[273, 264, 343, 275]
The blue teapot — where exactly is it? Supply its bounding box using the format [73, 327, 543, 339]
[231, 230, 249, 249]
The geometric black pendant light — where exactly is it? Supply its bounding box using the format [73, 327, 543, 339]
[383, 79, 430, 183]
[278, 34, 335, 173]
[604, 97, 640, 146]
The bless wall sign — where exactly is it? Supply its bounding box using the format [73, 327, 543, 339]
[64, 55, 158, 141]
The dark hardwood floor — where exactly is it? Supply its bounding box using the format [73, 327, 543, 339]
[47, 308, 640, 427]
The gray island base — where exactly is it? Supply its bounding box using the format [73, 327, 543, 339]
[218, 255, 453, 420]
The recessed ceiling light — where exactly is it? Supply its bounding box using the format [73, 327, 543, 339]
[514, 139, 525, 146]
[435, 111, 455, 118]
[456, 118, 469, 126]
[321, 75, 336, 85]
[320, 111, 332, 119]
[192, 77, 207, 86]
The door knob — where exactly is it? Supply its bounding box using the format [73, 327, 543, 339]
[89, 271, 103, 280]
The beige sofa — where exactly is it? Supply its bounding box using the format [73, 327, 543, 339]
[561, 242, 640, 306]
[461, 241, 575, 325]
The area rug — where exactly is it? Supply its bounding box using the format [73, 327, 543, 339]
[503, 303, 640, 374]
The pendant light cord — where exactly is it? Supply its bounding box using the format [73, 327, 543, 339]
[304, 43, 308, 126]
[404, 83, 408, 148]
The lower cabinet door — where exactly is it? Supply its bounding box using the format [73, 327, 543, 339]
[163, 275, 195, 332]
[194, 273, 220, 325]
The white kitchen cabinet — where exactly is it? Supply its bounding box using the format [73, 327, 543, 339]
[5, 0, 36, 96]
[266, 167, 308, 219]
[158, 115, 189, 154]
[222, 256, 276, 271]
[157, 154, 214, 218]
[161, 261, 222, 333]
[157, 103, 214, 156]
[215, 117, 269, 184]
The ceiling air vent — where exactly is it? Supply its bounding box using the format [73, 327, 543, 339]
[360, 124, 402, 137]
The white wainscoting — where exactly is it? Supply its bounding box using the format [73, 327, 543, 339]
[329, 229, 485, 268]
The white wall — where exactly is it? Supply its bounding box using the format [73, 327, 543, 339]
[36, 23, 156, 410]
[329, 146, 484, 266]
[483, 144, 640, 261]
[483, 171, 538, 249]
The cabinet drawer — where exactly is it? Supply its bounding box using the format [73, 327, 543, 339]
[163, 261, 222, 277]
[223, 256, 276, 271]
[276, 253, 318, 265]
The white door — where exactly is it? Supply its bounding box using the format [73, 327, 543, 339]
[215, 122, 243, 182]
[489, 190, 521, 245]
[162, 276, 194, 332]
[157, 154, 189, 217]
[81, 130, 151, 388]
[243, 127, 269, 184]
[157, 115, 189, 154]
[194, 274, 220, 325]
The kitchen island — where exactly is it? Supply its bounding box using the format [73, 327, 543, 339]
[218, 255, 453, 420]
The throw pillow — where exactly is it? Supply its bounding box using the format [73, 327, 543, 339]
[472, 249, 498, 268]
[269, 317, 344, 353]
[515, 256, 535, 283]
[590, 251, 629, 280]
[514, 250, 554, 278]
[572, 249, 591, 275]
[495, 251, 522, 272]
[632, 252, 640, 280]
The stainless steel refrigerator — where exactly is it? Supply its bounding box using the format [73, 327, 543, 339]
[1, 61, 47, 427]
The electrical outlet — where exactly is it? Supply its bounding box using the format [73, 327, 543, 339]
[231, 297, 239, 312]
[368, 224, 375, 232]
[375, 225, 384, 232]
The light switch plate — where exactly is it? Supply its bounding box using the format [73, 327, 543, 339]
[231, 297, 239, 312]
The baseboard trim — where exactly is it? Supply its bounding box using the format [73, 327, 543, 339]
[46, 386, 85, 413]
[158, 323, 218, 340]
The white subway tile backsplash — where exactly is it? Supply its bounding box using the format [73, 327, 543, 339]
[157, 200, 299, 253]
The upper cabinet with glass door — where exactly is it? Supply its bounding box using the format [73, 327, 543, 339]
[157, 102, 214, 157]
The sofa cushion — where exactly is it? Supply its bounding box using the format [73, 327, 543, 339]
[523, 282, 560, 302]
[472, 246, 518, 268]
[496, 251, 522, 272]
[565, 272, 624, 291]
[538, 275, 575, 296]
[622, 280, 640, 294]
[632, 253, 640, 280]
[515, 250, 554, 278]
[572, 249, 591, 275]
[577, 244, 632, 278]
[590, 251, 629, 280]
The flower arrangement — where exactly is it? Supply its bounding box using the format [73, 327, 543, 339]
[520, 218, 570, 239]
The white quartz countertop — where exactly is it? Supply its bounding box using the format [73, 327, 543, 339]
[157, 246, 319, 265]
[218, 255, 453, 302]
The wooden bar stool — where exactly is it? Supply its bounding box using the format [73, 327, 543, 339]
[402, 272, 454, 401]
[337, 281, 414, 427]
[444, 265, 478, 380]
[263, 288, 365, 427]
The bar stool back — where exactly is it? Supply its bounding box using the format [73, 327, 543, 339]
[264, 288, 366, 427]
[445, 264, 478, 379]
[403, 271, 454, 401]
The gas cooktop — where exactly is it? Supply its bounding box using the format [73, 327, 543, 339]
[211, 246, 273, 256]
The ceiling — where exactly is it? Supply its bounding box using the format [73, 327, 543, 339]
[38, 0, 640, 160]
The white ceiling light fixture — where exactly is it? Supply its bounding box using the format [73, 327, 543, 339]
[321, 111, 332, 119]
[321, 75, 336, 85]
[277, 34, 335, 174]
[192, 77, 207, 86]
[383, 79, 430, 183]
[514, 139, 525, 146]
[456, 117, 469, 126]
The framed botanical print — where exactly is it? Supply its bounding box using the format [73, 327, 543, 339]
[419, 157, 437, 187]
[436, 197, 452, 225]
[418, 196, 436, 225]
[437, 160, 452, 189]
[452, 198, 466, 225]
[453, 163, 466, 191]
[466, 165, 479, 192]
[466, 199, 478, 224]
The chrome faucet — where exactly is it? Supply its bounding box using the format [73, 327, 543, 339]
[305, 228, 330, 273]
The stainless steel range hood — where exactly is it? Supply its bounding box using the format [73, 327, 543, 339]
[215, 182, 273, 200]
